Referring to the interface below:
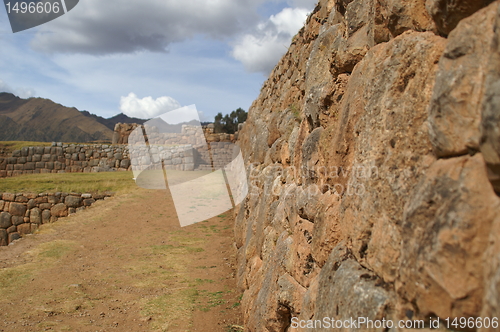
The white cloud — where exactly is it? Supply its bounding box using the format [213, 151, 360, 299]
[0, 79, 36, 98]
[120, 92, 181, 119]
[231, 7, 311, 74]
[0, 79, 14, 93]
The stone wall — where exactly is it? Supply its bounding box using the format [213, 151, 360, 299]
[236, 0, 500, 331]
[114, 122, 238, 146]
[0, 192, 113, 246]
[129, 124, 239, 173]
[0, 143, 131, 178]
[131, 144, 196, 172]
[194, 143, 241, 171]
[130, 143, 239, 173]
[112, 123, 140, 145]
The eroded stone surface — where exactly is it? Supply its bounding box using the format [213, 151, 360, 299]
[481, 3, 500, 194]
[429, 3, 499, 157]
[235, 0, 500, 329]
[426, 0, 496, 35]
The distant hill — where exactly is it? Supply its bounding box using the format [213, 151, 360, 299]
[0, 93, 145, 143]
[145, 117, 201, 133]
[80, 110, 147, 131]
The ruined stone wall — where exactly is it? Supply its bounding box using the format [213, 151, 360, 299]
[236, 0, 500, 330]
[130, 144, 197, 172]
[0, 192, 113, 246]
[113, 122, 238, 146]
[112, 123, 140, 145]
[0, 138, 237, 178]
[129, 124, 239, 172]
[0, 143, 131, 178]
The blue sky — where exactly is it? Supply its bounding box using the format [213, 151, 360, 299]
[0, 0, 316, 121]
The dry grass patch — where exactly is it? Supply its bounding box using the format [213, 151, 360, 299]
[0, 240, 76, 298]
[0, 171, 136, 194]
[0, 141, 52, 153]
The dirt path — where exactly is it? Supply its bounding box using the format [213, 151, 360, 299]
[0, 188, 243, 332]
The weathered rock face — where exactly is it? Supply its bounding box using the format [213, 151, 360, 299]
[481, 3, 500, 194]
[236, 0, 500, 330]
[112, 123, 140, 145]
[426, 0, 496, 35]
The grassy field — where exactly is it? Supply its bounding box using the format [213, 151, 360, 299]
[0, 169, 217, 194]
[0, 141, 53, 153]
[0, 171, 137, 194]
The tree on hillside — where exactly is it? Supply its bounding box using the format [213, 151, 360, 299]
[213, 108, 247, 134]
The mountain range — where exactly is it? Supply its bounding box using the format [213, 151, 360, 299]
[0, 92, 146, 143]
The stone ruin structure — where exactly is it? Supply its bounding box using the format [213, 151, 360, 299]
[112, 123, 140, 145]
[0, 191, 113, 246]
[0, 143, 131, 178]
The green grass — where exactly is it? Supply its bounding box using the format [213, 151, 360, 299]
[0, 141, 52, 152]
[0, 240, 76, 297]
[38, 240, 76, 259]
[0, 171, 136, 194]
[141, 288, 199, 331]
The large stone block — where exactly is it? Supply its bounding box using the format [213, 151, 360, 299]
[0, 229, 7, 246]
[83, 198, 95, 207]
[310, 245, 394, 331]
[480, 3, 500, 193]
[9, 202, 27, 217]
[14, 196, 28, 203]
[8, 232, 20, 243]
[6, 157, 17, 164]
[426, 0, 496, 35]
[398, 154, 500, 319]
[0, 212, 12, 229]
[64, 196, 82, 208]
[26, 199, 35, 210]
[23, 162, 35, 171]
[51, 203, 68, 217]
[429, 3, 498, 157]
[30, 208, 41, 224]
[11, 216, 24, 226]
[41, 209, 51, 223]
[17, 223, 31, 235]
[2, 193, 16, 202]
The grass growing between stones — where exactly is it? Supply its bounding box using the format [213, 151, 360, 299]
[0, 171, 136, 193]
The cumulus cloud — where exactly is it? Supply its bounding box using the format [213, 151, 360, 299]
[31, 0, 265, 55]
[0, 79, 36, 98]
[120, 92, 181, 119]
[231, 7, 311, 74]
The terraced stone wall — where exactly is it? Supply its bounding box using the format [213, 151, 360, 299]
[0, 192, 113, 246]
